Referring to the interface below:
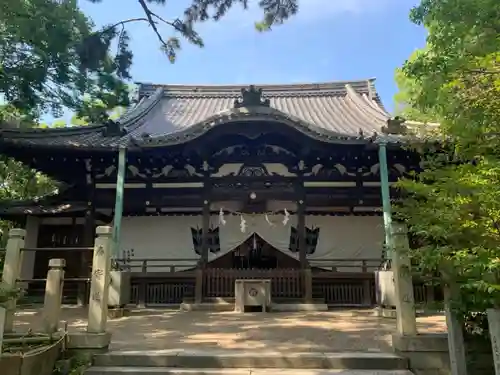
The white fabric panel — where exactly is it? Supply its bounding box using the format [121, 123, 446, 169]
[119, 214, 384, 273]
[121, 215, 202, 272]
[306, 215, 384, 271]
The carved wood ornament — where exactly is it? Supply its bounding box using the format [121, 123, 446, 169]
[233, 86, 270, 108]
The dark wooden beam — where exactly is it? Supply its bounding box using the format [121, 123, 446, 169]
[201, 167, 211, 266]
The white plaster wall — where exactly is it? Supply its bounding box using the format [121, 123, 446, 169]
[120, 215, 203, 272]
[120, 215, 384, 272]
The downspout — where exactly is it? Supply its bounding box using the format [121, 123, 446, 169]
[378, 140, 393, 268]
[112, 145, 127, 258]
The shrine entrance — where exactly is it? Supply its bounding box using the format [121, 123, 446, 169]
[232, 234, 277, 269]
[208, 233, 300, 270]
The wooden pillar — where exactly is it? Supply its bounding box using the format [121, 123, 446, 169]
[296, 168, 312, 302]
[201, 199, 210, 265]
[79, 163, 96, 306]
[195, 165, 211, 304]
[195, 199, 210, 304]
[297, 199, 306, 268]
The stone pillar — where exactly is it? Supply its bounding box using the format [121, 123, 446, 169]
[444, 284, 468, 375]
[487, 308, 500, 375]
[2, 228, 26, 332]
[42, 258, 66, 334]
[0, 306, 5, 354]
[87, 226, 112, 334]
[391, 223, 417, 336]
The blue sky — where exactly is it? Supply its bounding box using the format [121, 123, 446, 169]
[54, 0, 426, 122]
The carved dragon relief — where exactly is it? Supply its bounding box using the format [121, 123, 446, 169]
[212, 144, 296, 158]
[95, 165, 116, 179]
[94, 159, 413, 181]
[95, 163, 207, 180]
[151, 164, 205, 178]
[210, 163, 298, 178]
[300, 163, 410, 178]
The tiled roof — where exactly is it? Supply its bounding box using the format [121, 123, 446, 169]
[0, 79, 396, 149]
[0, 200, 87, 217]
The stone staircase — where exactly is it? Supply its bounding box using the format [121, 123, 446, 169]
[85, 349, 415, 375]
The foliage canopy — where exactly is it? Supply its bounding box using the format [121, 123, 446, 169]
[395, 0, 500, 328]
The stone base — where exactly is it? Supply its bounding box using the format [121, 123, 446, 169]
[392, 333, 450, 375]
[67, 331, 112, 353]
[270, 303, 328, 312]
[373, 307, 397, 319]
[392, 333, 495, 375]
[181, 302, 328, 312]
[180, 302, 233, 312]
[108, 308, 129, 319]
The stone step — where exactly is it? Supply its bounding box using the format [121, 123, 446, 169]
[85, 367, 414, 375]
[180, 302, 328, 312]
[182, 297, 326, 305]
[92, 351, 408, 370]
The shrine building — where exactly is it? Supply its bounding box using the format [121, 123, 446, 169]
[0, 80, 424, 307]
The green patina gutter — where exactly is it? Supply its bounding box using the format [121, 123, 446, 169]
[378, 141, 393, 265]
[112, 146, 127, 257]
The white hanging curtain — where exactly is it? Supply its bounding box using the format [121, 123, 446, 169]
[216, 214, 252, 257]
[252, 214, 297, 258]
[120, 214, 385, 271]
[218, 213, 296, 257]
[305, 215, 385, 270]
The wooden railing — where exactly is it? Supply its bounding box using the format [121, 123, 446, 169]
[9, 250, 441, 307]
[19, 247, 93, 305]
[116, 258, 199, 273]
[312, 272, 373, 306]
[311, 258, 384, 272]
[130, 273, 196, 306]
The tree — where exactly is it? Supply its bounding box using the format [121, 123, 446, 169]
[393, 51, 439, 123]
[0, 0, 131, 123]
[1, 0, 298, 123]
[395, 0, 500, 335]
